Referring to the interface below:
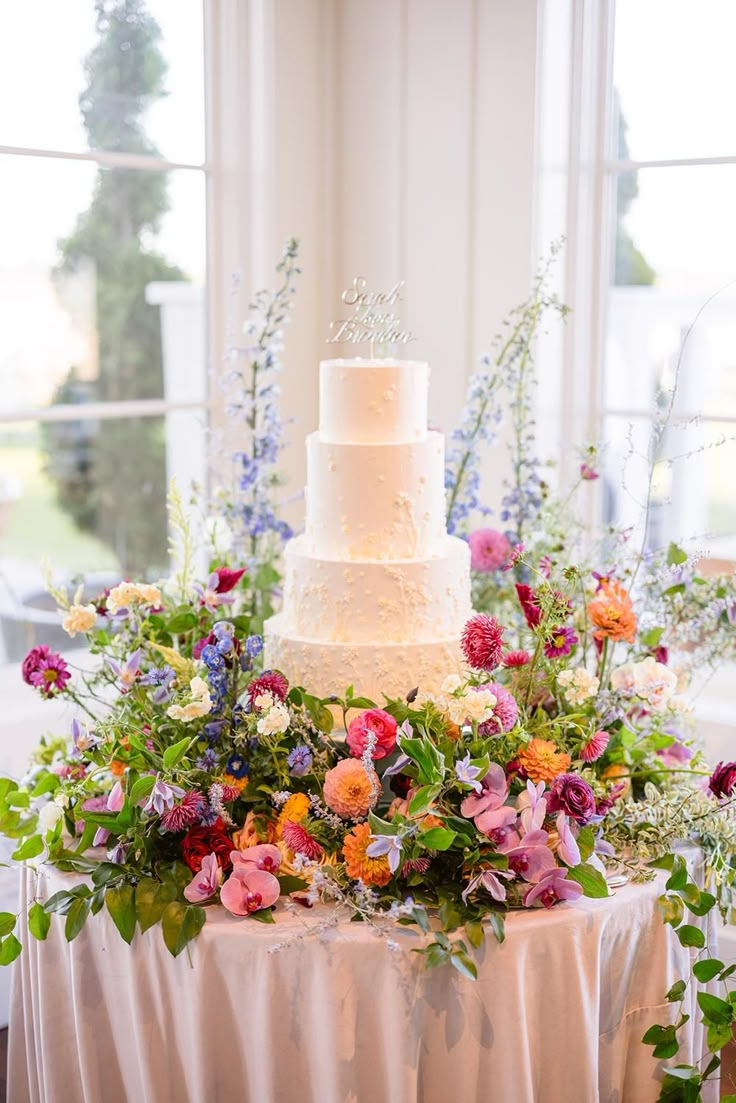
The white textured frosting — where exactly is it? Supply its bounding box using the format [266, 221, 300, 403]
[319, 358, 428, 444]
[304, 431, 446, 559]
[278, 534, 471, 644]
[264, 615, 465, 703]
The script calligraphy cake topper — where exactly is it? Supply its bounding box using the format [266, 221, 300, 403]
[327, 276, 416, 356]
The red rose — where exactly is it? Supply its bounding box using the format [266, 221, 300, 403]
[515, 583, 542, 628]
[346, 708, 398, 760]
[181, 819, 233, 873]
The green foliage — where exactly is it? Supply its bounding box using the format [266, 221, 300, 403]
[42, 0, 186, 573]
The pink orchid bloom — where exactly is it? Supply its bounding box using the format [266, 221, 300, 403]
[220, 866, 280, 916]
[462, 868, 510, 904]
[230, 843, 282, 874]
[474, 803, 518, 840]
[500, 828, 556, 882]
[523, 867, 584, 909]
[517, 779, 548, 834]
[555, 812, 581, 867]
[184, 852, 224, 903]
[107, 781, 125, 812]
[460, 762, 508, 818]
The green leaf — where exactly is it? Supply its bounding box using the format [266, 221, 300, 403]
[706, 1021, 734, 1052]
[6, 790, 30, 808]
[575, 825, 595, 862]
[641, 626, 665, 648]
[424, 942, 449, 969]
[566, 863, 609, 898]
[666, 979, 687, 1002]
[420, 827, 456, 851]
[43, 890, 79, 915]
[439, 900, 462, 931]
[643, 1023, 673, 1046]
[697, 991, 733, 1025]
[249, 907, 275, 924]
[693, 958, 724, 983]
[677, 924, 705, 949]
[0, 934, 22, 965]
[407, 784, 442, 817]
[667, 542, 688, 566]
[129, 774, 156, 805]
[488, 912, 505, 944]
[161, 901, 206, 957]
[12, 835, 44, 861]
[91, 862, 125, 888]
[666, 858, 688, 891]
[450, 950, 478, 981]
[135, 878, 178, 934]
[465, 919, 485, 949]
[658, 893, 685, 927]
[276, 875, 309, 895]
[106, 884, 137, 945]
[345, 697, 376, 710]
[0, 912, 16, 938]
[163, 737, 192, 770]
[28, 902, 50, 941]
[166, 612, 198, 633]
[64, 896, 90, 942]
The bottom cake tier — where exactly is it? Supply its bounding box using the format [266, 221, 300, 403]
[263, 614, 465, 704]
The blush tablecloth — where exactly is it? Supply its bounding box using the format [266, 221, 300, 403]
[8, 858, 717, 1103]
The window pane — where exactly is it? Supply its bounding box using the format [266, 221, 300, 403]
[601, 414, 736, 561]
[613, 0, 736, 162]
[0, 1, 204, 163]
[606, 166, 736, 418]
[0, 411, 206, 662]
[0, 154, 205, 414]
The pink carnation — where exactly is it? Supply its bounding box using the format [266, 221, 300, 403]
[281, 819, 323, 860]
[580, 729, 609, 763]
[346, 708, 397, 760]
[477, 682, 519, 735]
[468, 528, 511, 572]
[461, 614, 505, 672]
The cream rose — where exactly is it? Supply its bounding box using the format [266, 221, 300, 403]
[107, 581, 162, 615]
[256, 702, 291, 736]
[167, 675, 212, 722]
[62, 603, 97, 637]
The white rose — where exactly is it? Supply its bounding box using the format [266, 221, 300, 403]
[38, 802, 63, 834]
[256, 702, 290, 736]
[62, 603, 97, 637]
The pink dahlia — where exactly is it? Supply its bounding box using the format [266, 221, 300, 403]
[22, 645, 71, 697]
[346, 708, 397, 760]
[281, 819, 324, 860]
[467, 528, 510, 572]
[477, 682, 519, 735]
[503, 649, 531, 668]
[160, 791, 204, 832]
[247, 670, 289, 705]
[461, 614, 505, 672]
[580, 729, 609, 763]
[543, 625, 578, 659]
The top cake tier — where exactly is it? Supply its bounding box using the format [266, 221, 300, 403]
[319, 358, 429, 444]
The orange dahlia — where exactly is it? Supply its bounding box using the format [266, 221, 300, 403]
[342, 821, 392, 886]
[323, 759, 378, 819]
[587, 581, 637, 643]
[518, 737, 571, 784]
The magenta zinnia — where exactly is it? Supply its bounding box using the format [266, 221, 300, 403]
[543, 625, 578, 659]
[461, 614, 505, 672]
[22, 645, 71, 698]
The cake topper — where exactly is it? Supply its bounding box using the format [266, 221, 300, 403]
[327, 276, 416, 356]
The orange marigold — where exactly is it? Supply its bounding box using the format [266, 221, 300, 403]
[518, 737, 571, 784]
[342, 821, 392, 886]
[587, 581, 637, 643]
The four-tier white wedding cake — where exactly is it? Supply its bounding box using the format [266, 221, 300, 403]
[264, 357, 471, 702]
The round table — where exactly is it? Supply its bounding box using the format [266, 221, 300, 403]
[8, 859, 717, 1103]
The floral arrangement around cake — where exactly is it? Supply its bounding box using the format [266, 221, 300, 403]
[2, 242, 736, 1103]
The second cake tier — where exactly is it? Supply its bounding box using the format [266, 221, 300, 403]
[304, 430, 447, 559]
[278, 533, 471, 644]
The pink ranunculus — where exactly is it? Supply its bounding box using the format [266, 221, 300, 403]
[460, 614, 505, 672]
[230, 843, 282, 874]
[547, 773, 597, 824]
[220, 866, 280, 916]
[467, 528, 511, 572]
[346, 708, 398, 760]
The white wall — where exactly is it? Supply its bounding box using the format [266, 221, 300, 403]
[211, 0, 542, 525]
